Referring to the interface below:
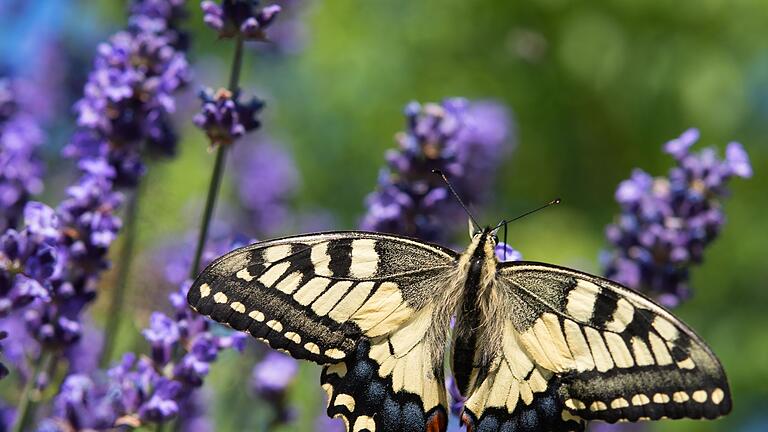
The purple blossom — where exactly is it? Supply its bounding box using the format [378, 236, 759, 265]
[44, 239, 247, 429]
[201, 0, 282, 40]
[130, 0, 188, 49]
[139, 379, 182, 422]
[361, 98, 512, 243]
[0, 78, 45, 231]
[251, 351, 298, 396]
[194, 87, 263, 147]
[0, 204, 63, 317]
[143, 312, 180, 365]
[494, 242, 522, 262]
[602, 129, 752, 306]
[63, 5, 191, 187]
[1, 171, 122, 347]
[231, 137, 299, 235]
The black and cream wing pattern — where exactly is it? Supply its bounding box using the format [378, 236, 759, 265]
[459, 261, 731, 431]
[187, 231, 457, 431]
[188, 229, 731, 432]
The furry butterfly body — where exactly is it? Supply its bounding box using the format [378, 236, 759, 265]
[187, 228, 731, 432]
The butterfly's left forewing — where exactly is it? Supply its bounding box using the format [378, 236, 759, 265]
[461, 261, 731, 431]
[188, 231, 457, 432]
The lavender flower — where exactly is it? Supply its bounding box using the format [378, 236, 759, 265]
[130, 0, 188, 49]
[20, 170, 123, 347]
[44, 267, 246, 430]
[251, 351, 298, 396]
[0, 204, 62, 317]
[495, 242, 522, 262]
[602, 129, 752, 307]
[231, 137, 299, 235]
[0, 78, 45, 231]
[63, 5, 191, 187]
[0, 166, 122, 351]
[361, 98, 512, 243]
[201, 0, 281, 40]
[251, 351, 298, 424]
[194, 87, 263, 147]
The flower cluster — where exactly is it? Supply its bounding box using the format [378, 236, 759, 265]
[194, 88, 264, 148]
[602, 129, 752, 307]
[63, 2, 191, 187]
[0, 204, 61, 318]
[202, 0, 281, 40]
[42, 250, 246, 429]
[28, 176, 122, 348]
[361, 98, 512, 243]
[0, 79, 45, 231]
[130, 0, 188, 48]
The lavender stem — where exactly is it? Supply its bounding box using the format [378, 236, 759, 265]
[189, 37, 244, 279]
[12, 350, 52, 432]
[100, 185, 142, 367]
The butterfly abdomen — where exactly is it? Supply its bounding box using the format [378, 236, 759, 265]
[452, 254, 484, 395]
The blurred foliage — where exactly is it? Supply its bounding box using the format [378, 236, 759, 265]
[5, 0, 768, 430]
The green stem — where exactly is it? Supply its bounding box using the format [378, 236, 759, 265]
[100, 185, 142, 367]
[12, 351, 52, 432]
[189, 37, 245, 279]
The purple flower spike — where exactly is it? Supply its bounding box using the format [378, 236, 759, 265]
[42, 237, 250, 430]
[0, 78, 45, 231]
[194, 88, 263, 147]
[361, 98, 513, 243]
[64, 4, 191, 187]
[201, 0, 282, 40]
[603, 129, 751, 305]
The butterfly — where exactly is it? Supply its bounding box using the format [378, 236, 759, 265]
[187, 225, 731, 432]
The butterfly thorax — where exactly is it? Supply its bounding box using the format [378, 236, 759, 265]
[448, 229, 505, 395]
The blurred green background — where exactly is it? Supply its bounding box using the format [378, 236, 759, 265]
[5, 0, 767, 430]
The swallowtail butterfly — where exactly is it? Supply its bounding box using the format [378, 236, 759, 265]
[188, 226, 731, 431]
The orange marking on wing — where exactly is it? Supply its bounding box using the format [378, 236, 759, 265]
[426, 410, 448, 432]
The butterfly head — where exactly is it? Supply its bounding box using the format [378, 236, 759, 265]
[467, 217, 499, 239]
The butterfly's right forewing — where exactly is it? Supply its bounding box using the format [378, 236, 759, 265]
[188, 231, 458, 432]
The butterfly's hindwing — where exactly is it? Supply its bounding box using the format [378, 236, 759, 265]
[460, 320, 586, 432]
[188, 231, 457, 364]
[497, 262, 732, 423]
[321, 312, 449, 432]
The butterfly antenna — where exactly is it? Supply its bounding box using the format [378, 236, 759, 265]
[494, 198, 561, 231]
[432, 169, 481, 231]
